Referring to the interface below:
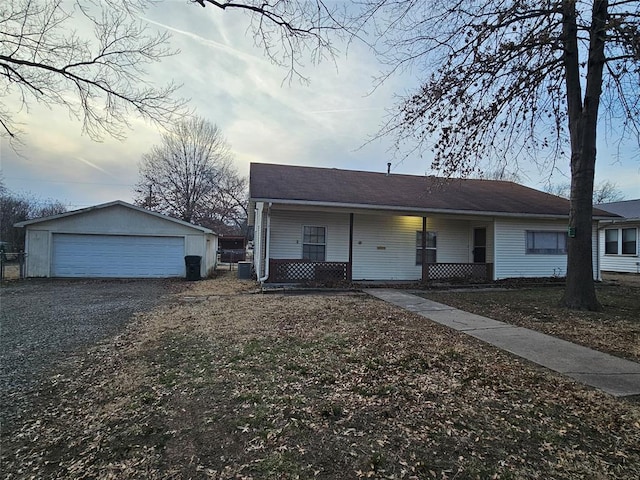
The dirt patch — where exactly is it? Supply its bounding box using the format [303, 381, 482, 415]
[2, 271, 639, 479]
[603, 272, 640, 286]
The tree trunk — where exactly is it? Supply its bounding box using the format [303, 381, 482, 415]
[560, 0, 607, 310]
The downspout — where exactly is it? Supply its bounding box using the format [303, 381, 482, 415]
[259, 202, 272, 283]
[595, 220, 601, 281]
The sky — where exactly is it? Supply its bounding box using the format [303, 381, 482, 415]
[1, 0, 638, 210]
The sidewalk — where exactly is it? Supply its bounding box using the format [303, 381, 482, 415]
[365, 289, 640, 398]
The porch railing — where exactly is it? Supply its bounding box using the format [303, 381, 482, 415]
[268, 259, 350, 283]
[424, 262, 493, 282]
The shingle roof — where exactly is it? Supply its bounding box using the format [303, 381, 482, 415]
[250, 163, 618, 218]
[595, 199, 640, 219]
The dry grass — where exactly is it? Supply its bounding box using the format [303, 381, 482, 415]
[419, 276, 640, 362]
[2, 271, 640, 479]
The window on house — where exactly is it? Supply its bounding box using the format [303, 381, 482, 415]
[622, 228, 637, 255]
[302, 226, 326, 261]
[416, 231, 437, 265]
[605, 228, 619, 254]
[605, 228, 638, 255]
[526, 231, 567, 254]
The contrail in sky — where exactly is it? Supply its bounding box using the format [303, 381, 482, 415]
[75, 157, 119, 178]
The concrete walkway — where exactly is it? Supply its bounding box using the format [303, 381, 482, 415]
[365, 289, 640, 398]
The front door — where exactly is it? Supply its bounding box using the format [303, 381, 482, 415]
[473, 227, 486, 263]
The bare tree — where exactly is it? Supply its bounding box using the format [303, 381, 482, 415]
[0, 189, 66, 250]
[189, 1, 638, 309]
[546, 180, 626, 203]
[134, 116, 247, 231]
[592, 180, 627, 203]
[192, 0, 349, 83]
[0, 0, 187, 142]
[349, 1, 639, 311]
[472, 167, 522, 182]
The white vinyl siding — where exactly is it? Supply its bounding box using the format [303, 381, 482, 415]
[494, 219, 599, 280]
[51, 234, 185, 278]
[599, 223, 640, 274]
[352, 215, 473, 281]
[269, 210, 350, 261]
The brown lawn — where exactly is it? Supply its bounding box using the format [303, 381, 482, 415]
[2, 270, 639, 479]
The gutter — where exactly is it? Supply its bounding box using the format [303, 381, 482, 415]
[258, 202, 272, 283]
[249, 197, 618, 221]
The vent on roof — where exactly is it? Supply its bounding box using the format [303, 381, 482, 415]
[386, 162, 391, 176]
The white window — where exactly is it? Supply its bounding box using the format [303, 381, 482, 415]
[605, 227, 638, 255]
[416, 231, 437, 265]
[605, 228, 619, 254]
[302, 226, 326, 261]
[526, 231, 567, 255]
[622, 228, 638, 255]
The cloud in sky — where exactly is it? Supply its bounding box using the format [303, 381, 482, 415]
[1, 1, 638, 209]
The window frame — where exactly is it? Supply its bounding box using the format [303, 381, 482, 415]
[302, 225, 327, 261]
[416, 230, 437, 265]
[605, 228, 619, 255]
[622, 228, 638, 255]
[525, 230, 568, 255]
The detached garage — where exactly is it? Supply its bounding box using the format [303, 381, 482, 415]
[15, 201, 218, 278]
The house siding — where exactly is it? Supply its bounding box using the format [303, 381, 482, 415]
[494, 219, 567, 278]
[599, 223, 640, 274]
[269, 210, 350, 261]
[494, 218, 599, 279]
[351, 214, 479, 281]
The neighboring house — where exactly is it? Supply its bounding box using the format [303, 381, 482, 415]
[249, 163, 618, 283]
[596, 199, 640, 274]
[15, 200, 218, 278]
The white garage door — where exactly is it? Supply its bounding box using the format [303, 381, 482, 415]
[52, 234, 185, 278]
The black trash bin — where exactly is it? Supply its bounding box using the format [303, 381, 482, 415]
[184, 255, 202, 281]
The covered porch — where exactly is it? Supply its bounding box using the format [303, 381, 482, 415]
[259, 208, 495, 284]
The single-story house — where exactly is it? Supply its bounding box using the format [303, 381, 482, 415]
[249, 163, 619, 283]
[15, 200, 218, 278]
[595, 199, 640, 274]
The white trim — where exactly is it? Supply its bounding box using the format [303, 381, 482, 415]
[250, 197, 611, 220]
[258, 203, 272, 283]
[301, 224, 328, 261]
[14, 200, 215, 234]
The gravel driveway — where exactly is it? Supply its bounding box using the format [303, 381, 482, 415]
[1, 279, 183, 422]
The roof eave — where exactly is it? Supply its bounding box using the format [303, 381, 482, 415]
[250, 197, 578, 220]
[14, 200, 216, 234]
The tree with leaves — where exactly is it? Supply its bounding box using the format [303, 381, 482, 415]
[134, 116, 247, 233]
[0, 0, 186, 142]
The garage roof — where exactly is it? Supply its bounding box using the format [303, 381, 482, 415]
[250, 163, 619, 219]
[15, 200, 216, 234]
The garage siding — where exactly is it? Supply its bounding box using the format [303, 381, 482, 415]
[51, 234, 185, 278]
